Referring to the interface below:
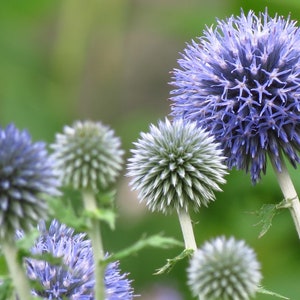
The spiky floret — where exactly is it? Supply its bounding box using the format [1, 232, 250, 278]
[170, 10, 300, 183]
[24, 220, 134, 300]
[105, 261, 134, 300]
[127, 118, 227, 213]
[0, 124, 60, 241]
[51, 121, 124, 192]
[187, 236, 262, 300]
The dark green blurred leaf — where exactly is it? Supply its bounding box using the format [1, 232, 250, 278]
[84, 207, 116, 230]
[96, 189, 117, 206]
[48, 196, 89, 232]
[0, 277, 13, 300]
[16, 228, 39, 262]
[26, 253, 64, 267]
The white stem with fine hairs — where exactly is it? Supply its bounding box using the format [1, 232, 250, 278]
[271, 158, 300, 239]
[177, 209, 197, 251]
[177, 209, 201, 300]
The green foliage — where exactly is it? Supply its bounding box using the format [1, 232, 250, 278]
[155, 248, 194, 275]
[254, 203, 283, 238]
[84, 207, 117, 231]
[258, 286, 289, 299]
[15, 229, 40, 263]
[0, 277, 13, 300]
[48, 196, 90, 233]
[105, 234, 182, 265]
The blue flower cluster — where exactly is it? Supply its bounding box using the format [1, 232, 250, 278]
[24, 220, 134, 300]
[0, 124, 60, 240]
[171, 10, 300, 183]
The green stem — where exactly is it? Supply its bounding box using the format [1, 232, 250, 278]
[177, 209, 197, 251]
[177, 209, 201, 300]
[2, 241, 32, 300]
[271, 158, 300, 239]
[82, 190, 105, 300]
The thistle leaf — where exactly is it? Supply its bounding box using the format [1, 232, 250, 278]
[258, 286, 289, 299]
[0, 277, 13, 300]
[105, 234, 182, 263]
[84, 207, 116, 230]
[154, 248, 194, 275]
[48, 196, 89, 232]
[253, 199, 287, 238]
[254, 204, 278, 238]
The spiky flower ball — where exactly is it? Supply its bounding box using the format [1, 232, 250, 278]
[127, 119, 227, 213]
[0, 124, 60, 241]
[51, 121, 124, 192]
[24, 220, 134, 300]
[187, 236, 262, 300]
[170, 10, 300, 183]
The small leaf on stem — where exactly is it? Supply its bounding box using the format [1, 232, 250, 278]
[253, 199, 287, 238]
[84, 208, 116, 230]
[154, 249, 194, 275]
[258, 286, 289, 299]
[105, 234, 182, 264]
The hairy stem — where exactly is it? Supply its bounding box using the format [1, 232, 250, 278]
[82, 190, 105, 300]
[271, 159, 300, 238]
[2, 241, 32, 300]
[177, 209, 201, 300]
[177, 209, 197, 251]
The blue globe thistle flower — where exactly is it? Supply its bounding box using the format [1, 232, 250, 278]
[127, 118, 227, 213]
[24, 220, 134, 300]
[0, 124, 60, 241]
[187, 236, 262, 300]
[51, 121, 124, 192]
[170, 10, 300, 183]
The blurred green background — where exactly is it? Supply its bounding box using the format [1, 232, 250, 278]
[1, 0, 300, 299]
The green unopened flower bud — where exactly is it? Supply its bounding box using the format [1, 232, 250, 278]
[127, 119, 227, 213]
[51, 121, 124, 192]
[187, 236, 262, 300]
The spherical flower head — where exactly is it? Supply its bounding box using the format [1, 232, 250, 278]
[127, 118, 227, 213]
[24, 219, 135, 300]
[170, 10, 300, 183]
[25, 220, 94, 299]
[0, 124, 60, 241]
[187, 236, 262, 300]
[51, 121, 124, 192]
